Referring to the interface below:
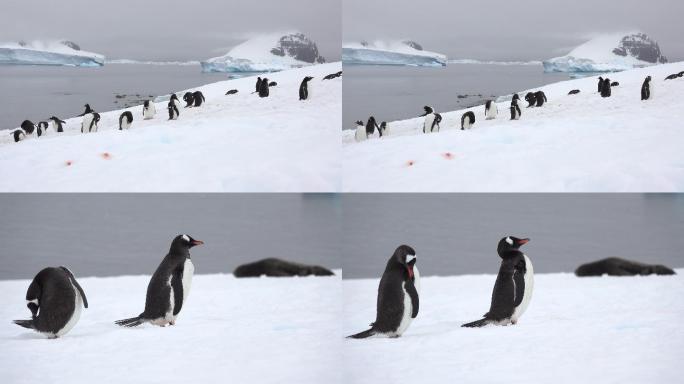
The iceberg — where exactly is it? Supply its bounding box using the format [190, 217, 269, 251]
[342, 40, 447, 67]
[201, 32, 326, 73]
[0, 40, 104, 67]
[543, 32, 667, 73]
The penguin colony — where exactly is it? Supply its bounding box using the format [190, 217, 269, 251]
[353, 70, 678, 143]
[9, 70, 337, 143]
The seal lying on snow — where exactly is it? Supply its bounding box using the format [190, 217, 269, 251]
[233, 258, 335, 277]
[575, 257, 675, 277]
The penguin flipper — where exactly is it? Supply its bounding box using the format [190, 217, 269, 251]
[115, 316, 144, 327]
[346, 329, 376, 339]
[13, 319, 35, 329]
[461, 319, 490, 328]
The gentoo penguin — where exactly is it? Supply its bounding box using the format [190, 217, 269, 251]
[568, 89, 580, 95]
[13, 266, 88, 338]
[597, 76, 604, 93]
[258, 77, 270, 98]
[225, 89, 239, 95]
[115, 234, 204, 328]
[510, 95, 521, 120]
[610, 81, 619, 87]
[268, 81, 277, 87]
[170, 94, 182, 112]
[183, 92, 194, 108]
[323, 71, 342, 80]
[534, 91, 547, 107]
[37, 121, 49, 137]
[601, 78, 612, 98]
[485, 100, 498, 120]
[380, 121, 389, 136]
[524, 92, 537, 108]
[462, 236, 534, 328]
[142, 100, 156, 120]
[420, 106, 441, 133]
[299, 76, 314, 100]
[354, 120, 367, 142]
[665, 74, 678, 80]
[183, 91, 205, 107]
[461, 111, 475, 130]
[347, 245, 419, 338]
[366, 116, 381, 137]
[81, 112, 100, 133]
[641, 76, 652, 100]
[49, 116, 66, 132]
[77, 104, 94, 117]
[11, 129, 26, 142]
[255, 77, 263, 93]
[119, 111, 133, 130]
[21, 120, 36, 135]
[167, 100, 180, 120]
[679, 71, 684, 77]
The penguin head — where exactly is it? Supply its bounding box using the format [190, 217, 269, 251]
[172, 234, 204, 251]
[380, 122, 387, 128]
[497, 236, 530, 257]
[304, 76, 314, 82]
[420, 106, 433, 116]
[170, 94, 178, 101]
[356, 120, 364, 126]
[512, 94, 520, 101]
[392, 245, 417, 279]
[646, 76, 652, 82]
[183, 92, 193, 101]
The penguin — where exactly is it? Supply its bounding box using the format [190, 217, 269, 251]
[119, 111, 133, 130]
[225, 89, 239, 95]
[462, 236, 534, 328]
[255, 77, 263, 93]
[597, 76, 604, 94]
[354, 120, 367, 142]
[601, 78, 612, 98]
[678, 71, 684, 77]
[299, 76, 314, 100]
[11, 129, 26, 142]
[568, 89, 580, 95]
[510, 96, 521, 120]
[641, 76, 652, 101]
[49, 116, 66, 132]
[21, 120, 36, 135]
[183, 91, 205, 107]
[167, 100, 180, 120]
[610, 81, 619, 87]
[81, 112, 100, 133]
[420, 106, 441, 133]
[323, 71, 342, 80]
[191, 91, 205, 107]
[36, 121, 49, 137]
[170, 94, 182, 111]
[183, 92, 195, 108]
[347, 245, 419, 338]
[142, 100, 156, 120]
[77, 104, 94, 117]
[524, 92, 537, 108]
[259, 77, 270, 98]
[534, 91, 547, 107]
[461, 111, 475, 130]
[665, 74, 678, 80]
[366, 116, 381, 137]
[380, 121, 389, 137]
[13, 266, 88, 338]
[484, 100, 498, 120]
[268, 81, 277, 87]
[115, 234, 203, 328]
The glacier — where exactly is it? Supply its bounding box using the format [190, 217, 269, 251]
[0, 41, 104, 67]
[342, 41, 447, 67]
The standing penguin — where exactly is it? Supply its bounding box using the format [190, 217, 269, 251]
[299, 76, 314, 100]
[167, 100, 180, 120]
[36, 121, 49, 137]
[354, 120, 367, 142]
[49, 116, 66, 132]
[115, 234, 204, 327]
[119, 111, 133, 130]
[143, 100, 156, 120]
[380, 121, 389, 137]
[81, 112, 100, 133]
[13, 266, 88, 338]
[420, 106, 441, 133]
[485, 100, 498, 120]
[347, 245, 419, 338]
[462, 236, 534, 327]
[597, 76, 604, 94]
[170, 94, 182, 112]
[255, 77, 263, 93]
[461, 111, 475, 130]
[510, 95, 521, 120]
[366, 116, 381, 138]
[601, 78, 612, 98]
[258, 77, 270, 98]
[641, 76, 652, 101]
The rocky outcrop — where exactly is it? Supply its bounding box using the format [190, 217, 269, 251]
[269, 33, 326, 64]
[612, 33, 667, 64]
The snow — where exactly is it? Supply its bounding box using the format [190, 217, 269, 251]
[543, 33, 661, 73]
[344, 270, 684, 384]
[342, 41, 447, 67]
[0, 62, 342, 192]
[0, 272, 341, 384]
[0, 41, 104, 67]
[342, 62, 684, 192]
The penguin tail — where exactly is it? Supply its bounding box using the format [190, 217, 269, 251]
[115, 316, 144, 327]
[462, 319, 489, 328]
[346, 328, 376, 339]
[13, 319, 35, 329]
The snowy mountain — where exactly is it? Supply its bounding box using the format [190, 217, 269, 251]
[345, 270, 683, 383]
[342, 62, 684, 192]
[342, 40, 447, 66]
[0, 40, 104, 67]
[543, 33, 668, 72]
[0, 62, 342, 192]
[201, 33, 326, 73]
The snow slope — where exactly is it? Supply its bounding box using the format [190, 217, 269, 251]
[0, 41, 104, 67]
[342, 41, 447, 67]
[342, 62, 684, 192]
[0, 62, 341, 192]
[344, 270, 684, 384]
[0, 272, 341, 384]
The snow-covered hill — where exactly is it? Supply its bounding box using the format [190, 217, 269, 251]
[342, 40, 447, 66]
[543, 33, 668, 73]
[345, 270, 683, 384]
[0, 40, 104, 67]
[0, 62, 341, 192]
[0, 273, 341, 384]
[342, 62, 684, 192]
[201, 33, 326, 73]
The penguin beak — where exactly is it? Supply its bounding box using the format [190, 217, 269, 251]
[407, 265, 414, 279]
[518, 238, 530, 245]
[190, 239, 204, 246]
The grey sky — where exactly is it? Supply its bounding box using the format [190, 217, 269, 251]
[343, 0, 684, 61]
[0, 0, 340, 61]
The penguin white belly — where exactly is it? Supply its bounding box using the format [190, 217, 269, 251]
[165, 275, 175, 322]
[121, 120, 130, 130]
[181, 258, 194, 304]
[423, 114, 435, 133]
[382, 124, 390, 137]
[50, 121, 58, 132]
[355, 126, 367, 142]
[56, 282, 83, 337]
[512, 255, 534, 322]
[463, 120, 471, 129]
[143, 104, 156, 119]
[486, 104, 498, 120]
[173, 99, 182, 111]
[81, 114, 94, 133]
[394, 266, 420, 336]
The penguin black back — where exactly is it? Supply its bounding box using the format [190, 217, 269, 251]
[259, 77, 270, 98]
[641, 76, 652, 100]
[366, 116, 380, 136]
[299, 76, 314, 100]
[119, 111, 133, 130]
[21, 120, 35, 135]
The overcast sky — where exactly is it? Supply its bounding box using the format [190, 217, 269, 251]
[343, 0, 684, 61]
[0, 0, 340, 61]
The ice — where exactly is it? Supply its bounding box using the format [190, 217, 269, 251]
[342, 41, 447, 67]
[0, 41, 104, 67]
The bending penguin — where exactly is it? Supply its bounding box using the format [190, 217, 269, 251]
[115, 234, 204, 327]
[601, 78, 612, 98]
[510, 95, 521, 120]
[347, 245, 419, 338]
[142, 100, 156, 120]
[13, 266, 88, 338]
[485, 100, 498, 120]
[462, 236, 534, 327]
[258, 77, 270, 98]
[49, 116, 66, 132]
[299, 76, 314, 100]
[354, 120, 367, 142]
[420, 106, 441, 133]
[11, 129, 26, 142]
[641, 76, 652, 101]
[461, 111, 475, 130]
[119, 111, 133, 130]
[183, 91, 205, 107]
[21, 120, 36, 136]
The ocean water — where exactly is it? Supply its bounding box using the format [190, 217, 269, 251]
[0, 64, 231, 130]
[343, 63, 570, 129]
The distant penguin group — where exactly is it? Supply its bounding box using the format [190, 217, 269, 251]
[12, 116, 67, 142]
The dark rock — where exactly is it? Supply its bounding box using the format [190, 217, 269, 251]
[269, 33, 326, 64]
[233, 258, 335, 278]
[611, 33, 667, 64]
[60, 40, 81, 51]
[402, 41, 423, 51]
[575, 257, 676, 277]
